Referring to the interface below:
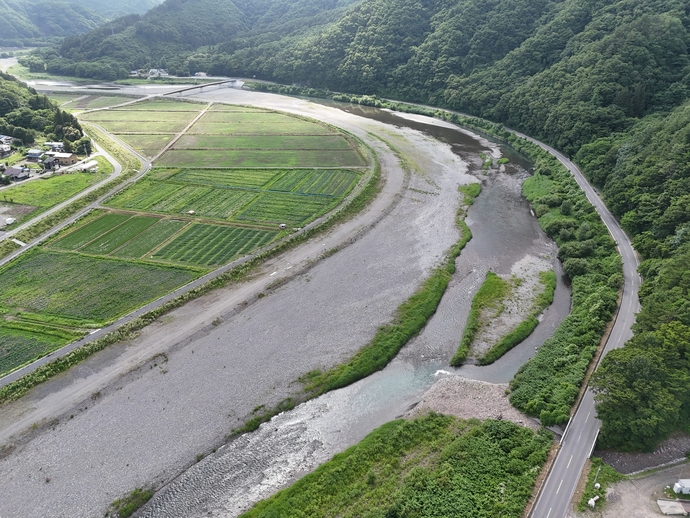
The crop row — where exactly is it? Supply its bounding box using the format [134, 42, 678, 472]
[171, 169, 279, 188]
[237, 192, 332, 225]
[197, 112, 311, 124]
[111, 219, 189, 259]
[153, 224, 277, 267]
[81, 110, 198, 123]
[51, 213, 132, 250]
[158, 149, 363, 168]
[188, 121, 334, 135]
[80, 216, 160, 255]
[0, 250, 197, 325]
[174, 134, 352, 150]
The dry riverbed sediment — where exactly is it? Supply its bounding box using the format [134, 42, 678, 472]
[0, 90, 480, 517]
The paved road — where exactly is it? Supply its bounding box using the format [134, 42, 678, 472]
[518, 135, 642, 518]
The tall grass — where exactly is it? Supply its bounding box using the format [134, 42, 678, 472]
[451, 271, 510, 366]
[478, 270, 556, 365]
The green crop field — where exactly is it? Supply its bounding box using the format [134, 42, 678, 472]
[80, 216, 160, 255]
[157, 149, 363, 168]
[116, 134, 177, 158]
[0, 172, 108, 221]
[77, 96, 132, 110]
[0, 323, 81, 377]
[237, 192, 333, 225]
[146, 185, 212, 213]
[50, 213, 133, 250]
[45, 93, 84, 106]
[111, 219, 189, 259]
[86, 120, 191, 134]
[197, 111, 306, 124]
[81, 110, 199, 123]
[171, 168, 280, 188]
[107, 181, 183, 211]
[210, 104, 269, 112]
[271, 170, 359, 196]
[0, 250, 197, 325]
[174, 134, 353, 150]
[116, 100, 205, 111]
[153, 224, 277, 267]
[188, 121, 334, 135]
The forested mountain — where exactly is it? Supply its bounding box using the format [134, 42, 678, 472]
[0, 0, 164, 46]
[22, 0, 690, 451]
[0, 71, 83, 147]
[33, 0, 361, 79]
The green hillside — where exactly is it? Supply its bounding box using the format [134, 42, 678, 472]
[20, 0, 690, 451]
[0, 0, 165, 45]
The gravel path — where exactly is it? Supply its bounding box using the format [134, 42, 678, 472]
[0, 93, 475, 518]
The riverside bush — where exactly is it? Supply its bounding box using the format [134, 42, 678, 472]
[241, 413, 552, 518]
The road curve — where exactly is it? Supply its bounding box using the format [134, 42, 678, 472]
[516, 134, 642, 518]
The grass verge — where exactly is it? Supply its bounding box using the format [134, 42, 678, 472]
[107, 487, 154, 518]
[577, 457, 624, 512]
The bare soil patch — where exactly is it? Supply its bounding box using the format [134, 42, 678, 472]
[406, 374, 541, 431]
[596, 433, 690, 474]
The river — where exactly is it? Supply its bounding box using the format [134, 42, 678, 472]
[135, 92, 571, 517]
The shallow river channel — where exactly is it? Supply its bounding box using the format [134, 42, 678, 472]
[138, 100, 571, 517]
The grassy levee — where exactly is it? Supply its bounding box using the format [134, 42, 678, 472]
[450, 271, 510, 366]
[478, 270, 557, 365]
[240, 412, 552, 518]
[302, 182, 479, 398]
[0, 147, 381, 406]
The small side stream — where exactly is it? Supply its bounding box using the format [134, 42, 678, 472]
[140, 103, 571, 518]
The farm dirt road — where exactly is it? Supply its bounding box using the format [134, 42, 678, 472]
[0, 89, 485, 517]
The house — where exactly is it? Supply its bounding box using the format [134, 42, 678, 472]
[0, 135, 13, 145]
[43, 141, 64, 151]
[0, 144, 10, 157]
[43, 156, 59, 170]
[5, 166, 30, 181]
[53, 152, 79, 166]
[148, 68, 169, 77]
[674, 480, 690, 495]
[194, 72, 208, 77]
[26, 149, 44, 161]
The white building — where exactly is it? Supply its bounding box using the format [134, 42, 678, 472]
[673, 480, 690, 495]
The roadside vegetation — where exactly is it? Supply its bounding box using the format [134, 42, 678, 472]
[241, 412, 552, 518]
[577, 458, 624, 512]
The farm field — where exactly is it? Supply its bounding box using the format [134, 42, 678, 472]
[115, 134, 177, 158]
[0, 249, 197, 324]
[157, 149, 364, 168]
[45, 92, 85, 106]
[0, 100, 371, 377]
[0, 171, 108, 224]
[152, 224, 277, 267]
[174, 134, 353, 149]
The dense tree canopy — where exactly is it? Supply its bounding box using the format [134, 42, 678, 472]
[0, 72, 82, 145]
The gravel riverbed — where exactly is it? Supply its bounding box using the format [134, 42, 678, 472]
[0, 90, 477, 518]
